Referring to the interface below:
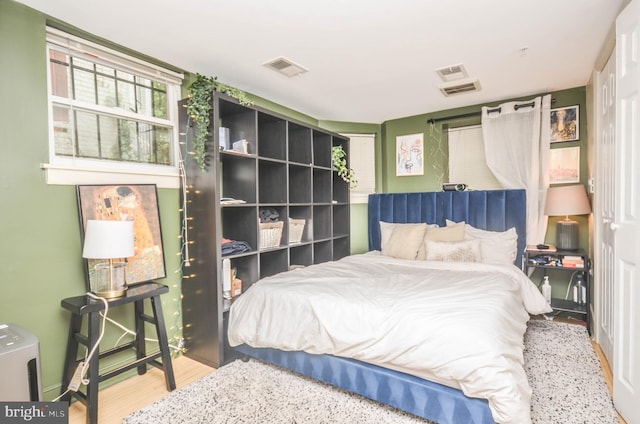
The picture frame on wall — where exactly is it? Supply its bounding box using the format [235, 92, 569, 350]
[549, 146, 580, 184]
[77, 184, 166, 288]
[550, 105, 579, 142]
[396, 133, 424, 176]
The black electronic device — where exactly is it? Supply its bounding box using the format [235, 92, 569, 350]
[442, 183, 467, 192]
[536, 244, 549, 250]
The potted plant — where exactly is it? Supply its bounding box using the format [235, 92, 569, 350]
[186, 74, 253, 171]
[332, 145, 357, 189]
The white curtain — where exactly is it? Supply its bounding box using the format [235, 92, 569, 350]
[481, 95, 551, 244]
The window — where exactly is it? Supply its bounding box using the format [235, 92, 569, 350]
[44, 28, 183, 188]
[447, 125, 501, 190]
[342, 133, 376, 203]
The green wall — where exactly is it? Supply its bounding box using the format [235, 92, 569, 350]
[379, 87, 590, 251]
[0, 0, 182, 399]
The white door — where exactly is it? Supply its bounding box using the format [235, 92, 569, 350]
[595, 52, 616, 363]
[614, 1, 640, 421]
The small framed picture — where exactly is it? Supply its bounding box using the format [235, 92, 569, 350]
[396, 133, 424, 176]
[549, 146, 580, 184]
[550, 105, 579, 142]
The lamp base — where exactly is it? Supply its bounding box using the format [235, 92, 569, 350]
[556, 219, 579, 250]
[91, 262, 128, 298]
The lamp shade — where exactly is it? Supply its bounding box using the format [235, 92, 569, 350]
[82, 220, 135, 259]
[545, 184, 591, 217]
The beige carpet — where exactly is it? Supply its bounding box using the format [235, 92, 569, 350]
[124, 320, 618, 424]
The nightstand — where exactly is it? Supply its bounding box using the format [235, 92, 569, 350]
[523, 248, 591, 333]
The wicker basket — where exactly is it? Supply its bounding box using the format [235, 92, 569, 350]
[259, 221, 283, 249]
[288, 218, 306, 244]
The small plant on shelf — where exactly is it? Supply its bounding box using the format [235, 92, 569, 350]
[186, 74, 253, 171]
[332, 145, 357, 189]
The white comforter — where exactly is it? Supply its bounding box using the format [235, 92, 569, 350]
[228, 252, 552, 424]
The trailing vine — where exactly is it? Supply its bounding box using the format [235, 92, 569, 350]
[186, 74, 253, 171]
[332, 145, 357, 189]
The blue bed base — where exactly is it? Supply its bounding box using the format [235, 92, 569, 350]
[233, 189, 527, 424]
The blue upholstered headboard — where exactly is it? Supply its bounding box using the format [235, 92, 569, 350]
[368, 189, 527, 268]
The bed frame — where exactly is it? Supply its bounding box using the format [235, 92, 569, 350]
[234, 189, 526, 424]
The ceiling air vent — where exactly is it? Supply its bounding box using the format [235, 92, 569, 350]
[439, 79, 481, 97]
[263, 57, 308, 77]
[435, 64, 468, 82]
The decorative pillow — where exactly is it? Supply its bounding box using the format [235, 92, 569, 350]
[380, 222, 427, 250]
[424, 239, 482, 262]
[381, 223, 428, 260]
[417, 222, 465, 260]
[424, 221, 465, 241]
[446, 219, 518, 265]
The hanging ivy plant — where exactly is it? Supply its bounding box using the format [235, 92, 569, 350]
[332, 145, 357, 189]
[186, 74, 253, 171]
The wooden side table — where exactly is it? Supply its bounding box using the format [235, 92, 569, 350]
[60, 282, 176, 424]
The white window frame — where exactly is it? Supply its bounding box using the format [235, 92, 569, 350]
[447, 125, 501, 190]
[42, 28, 184, 189]
[341, 133, 376, 204]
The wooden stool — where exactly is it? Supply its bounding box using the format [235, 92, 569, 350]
[60, 282, 176, 424]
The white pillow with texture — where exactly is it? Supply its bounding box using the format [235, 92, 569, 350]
[446, 219, 518, 265]
[417, 222, 465, 260]
[424, 239, 482, 262]
[381, 223, 428, 260]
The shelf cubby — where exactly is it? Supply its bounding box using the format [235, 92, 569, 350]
[221, 206, 258, 251]
[288, 205, 312, 244]
[260, 249, 289, 278]
[332, 205, 349, 237]
[333, 236, 350, 260]
[313, 169, 332, 203]
[228, 254, 259, 292]
[219, 99, 257, 154]
[290, 244, 313, 267]
[313, 240, 333, 264]
[220, 152, 257, 203]
[288, 122, 312, 164]
[313, 205, 332, 240]
[258, 112, 286, 160]
[313, 130, 332, 168]
[258, 160, 287, 204]
[289, 165, 312, 204]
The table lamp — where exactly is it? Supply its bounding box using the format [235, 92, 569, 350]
[82, 220, 135, 298]
[545, 184, 591, 250]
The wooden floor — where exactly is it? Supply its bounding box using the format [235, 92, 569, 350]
[68, 328, 626, 424]
[68, 355, 214, 424]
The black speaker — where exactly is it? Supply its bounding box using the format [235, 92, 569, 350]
[442, 183, 467, 192]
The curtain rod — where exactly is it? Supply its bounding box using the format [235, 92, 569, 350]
[427, 98, 554, 125]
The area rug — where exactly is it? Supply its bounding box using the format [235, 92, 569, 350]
[124, 320, 618, 424]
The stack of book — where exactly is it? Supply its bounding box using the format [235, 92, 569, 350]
[561, 255, 584, 268]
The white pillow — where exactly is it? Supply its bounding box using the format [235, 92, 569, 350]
[424, 239, 482, 262]
[446, 220, 518, 265]
[381, 223, 428, 260]
[380, 222, 428, 251]
[417, 222, 465, 260]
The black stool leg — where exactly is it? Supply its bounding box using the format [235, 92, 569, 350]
[86, 310, 100, 424]
[150, 295, 176, 391]
[60, 313, 82, 401]
[134, 299, 147, 376]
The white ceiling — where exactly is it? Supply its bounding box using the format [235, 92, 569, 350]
[15, 0, 625, 123]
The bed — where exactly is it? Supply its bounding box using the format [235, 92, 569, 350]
[228, 189, 551, 424]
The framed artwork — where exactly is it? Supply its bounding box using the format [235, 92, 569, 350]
[77, 184, 166, 287]
[396, 133, 424, 176]
[550, 105, 579, 142]
[549, 146, 580, 184]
